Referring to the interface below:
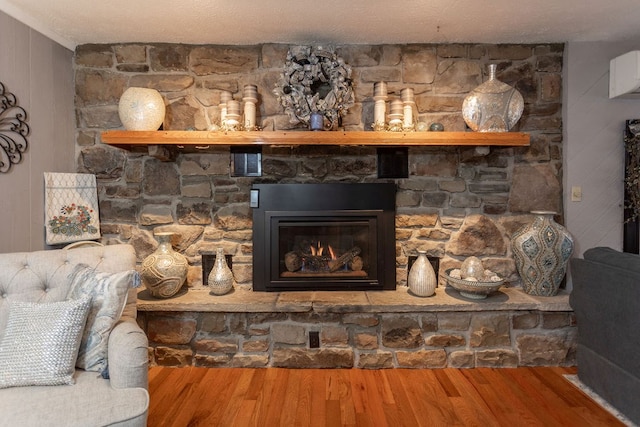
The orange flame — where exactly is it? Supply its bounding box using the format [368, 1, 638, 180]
[309, 241, 336, 259]
[310, 241, 323, 256]
[328, 245, 336, 260]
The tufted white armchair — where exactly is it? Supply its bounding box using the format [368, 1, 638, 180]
[0, 244, 149, 427]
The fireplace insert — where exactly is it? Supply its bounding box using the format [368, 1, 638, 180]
[251, 183, 396, 291]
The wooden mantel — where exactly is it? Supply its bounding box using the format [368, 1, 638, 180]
[101, 130, 530, 150]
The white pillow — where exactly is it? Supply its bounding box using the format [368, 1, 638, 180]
[66, 264, 137, 376]
[0, 297, 90, 388]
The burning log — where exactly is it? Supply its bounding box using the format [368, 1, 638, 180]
[284, 251, 302, 272]
[349, 256, 363, 271]
[286, 250, 332, 272]
[328, 246, 361, 272]
[285, 245, 363, 274]
[304, 255, 331, 271]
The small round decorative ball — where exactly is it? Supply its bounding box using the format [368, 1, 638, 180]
[460, 256, 484, 280]
[416, 122, 430, 132]
[429, 122, 445, 132]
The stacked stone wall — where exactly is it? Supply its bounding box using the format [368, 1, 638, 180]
[73, 42, 564, 287]
[138, 309, 576, 368]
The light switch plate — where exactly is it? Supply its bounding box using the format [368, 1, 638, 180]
[250, 189, 259, 208]
[571, 186, 582, 202]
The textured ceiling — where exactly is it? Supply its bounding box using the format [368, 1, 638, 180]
[1, 0, 640, 51]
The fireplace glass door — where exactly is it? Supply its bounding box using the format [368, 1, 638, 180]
[267, 212, 383, 290]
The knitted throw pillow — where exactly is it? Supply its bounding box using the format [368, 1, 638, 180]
[0, 297, 90, 388]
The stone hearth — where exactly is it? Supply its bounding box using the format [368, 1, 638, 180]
[136, 287, 575, 369]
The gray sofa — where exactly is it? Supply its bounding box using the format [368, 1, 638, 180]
[0, 244, 149, 426]
[570, 247, 640, 425]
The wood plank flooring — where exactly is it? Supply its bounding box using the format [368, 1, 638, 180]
[147, 366, 625, 427]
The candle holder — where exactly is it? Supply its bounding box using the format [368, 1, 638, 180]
[224, 100, 242, 131]
[401, 88, 416, 131]
[309, 112, 325, 131]
[372, 82, 388, 131]
[219, 91, 232, 129]
[243, 85, 258, 131]
[212, 88, 262, 132]
[388, 98, 404, 132]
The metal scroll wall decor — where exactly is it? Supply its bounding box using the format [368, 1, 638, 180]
[624, 119, 640, 253]
[0, 82, 30, 173]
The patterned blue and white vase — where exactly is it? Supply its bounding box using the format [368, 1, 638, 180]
[511, 211, 574, 296]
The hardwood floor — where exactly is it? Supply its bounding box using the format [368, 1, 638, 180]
[148, 366, 625, 427]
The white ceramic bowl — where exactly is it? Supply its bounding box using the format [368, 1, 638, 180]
[442, 268, 504, 299]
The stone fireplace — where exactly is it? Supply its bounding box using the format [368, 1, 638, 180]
[72, 42, 573, 369]
[75, 42, 564, 291]
[251, 183, 396, 291]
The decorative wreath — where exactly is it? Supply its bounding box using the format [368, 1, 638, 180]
[273, 46, 355, 128]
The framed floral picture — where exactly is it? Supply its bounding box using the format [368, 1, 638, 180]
[44, 172, 100, 245]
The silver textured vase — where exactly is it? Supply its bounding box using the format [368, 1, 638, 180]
[462, 64, 524, 132]
[208, 248, 234, 295]
[408, 251, 436, 297]
[141, 232, 188, 298]
[511, 211, 574, 296]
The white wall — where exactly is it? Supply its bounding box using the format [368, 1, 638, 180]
[0, 10, 74, 253]
[564, 41, 640, 258]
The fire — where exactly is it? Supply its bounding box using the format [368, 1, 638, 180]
[309, 241, 322, 256]
[309, 241, 337, 260]
[328, 245, 336, 259]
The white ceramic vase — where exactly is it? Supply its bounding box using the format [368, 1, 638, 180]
[408, 251, 437, 297]
[118, 87, 165, 131]
[140, 232, 188, 298]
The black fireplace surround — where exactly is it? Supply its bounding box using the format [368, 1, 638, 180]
[251, 183, 397, 291]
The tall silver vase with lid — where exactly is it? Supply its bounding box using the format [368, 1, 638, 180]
[462, 64, 524, 132]
[511, 211, 574, 296]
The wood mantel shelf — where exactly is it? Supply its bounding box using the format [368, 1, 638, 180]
[101, 130, 530, 150]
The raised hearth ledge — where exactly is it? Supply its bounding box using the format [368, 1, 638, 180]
[136, 286, 571, 313]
